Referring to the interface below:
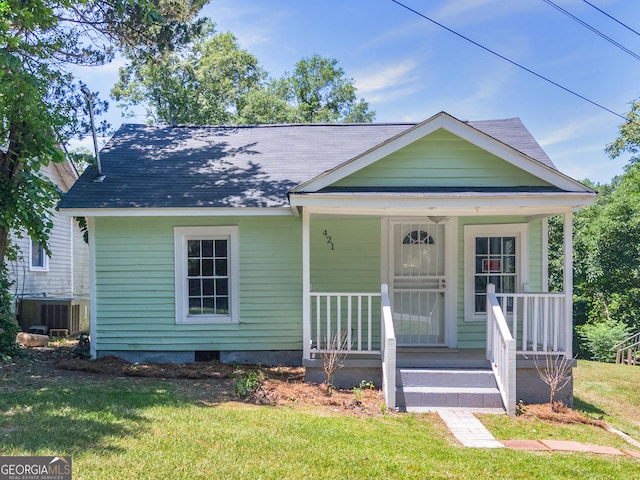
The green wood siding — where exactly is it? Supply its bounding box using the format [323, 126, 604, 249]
[456, 217, 544, 349]
[332, 129, 552, 188]
[94, 213, 545, 354]
[310, 217, 381, 292]
[94, 216, 302, 352]
[309, 216, 382, 349]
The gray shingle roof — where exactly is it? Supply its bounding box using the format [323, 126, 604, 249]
[59, 117, 556, 210]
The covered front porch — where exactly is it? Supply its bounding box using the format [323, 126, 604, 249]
[297, 210, 576, 415]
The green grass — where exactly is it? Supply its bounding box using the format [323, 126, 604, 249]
[573, 359, 640, 441]
[1, 363, 639, 479]
[481, 360, 640, 451]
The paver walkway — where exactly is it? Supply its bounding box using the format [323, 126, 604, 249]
[437, 409, 640, 458]
[437, 409, 504, 448]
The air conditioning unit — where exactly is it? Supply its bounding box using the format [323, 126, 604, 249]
[18, 298, 89, 336]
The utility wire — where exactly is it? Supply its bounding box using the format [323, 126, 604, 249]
[542, 0, 640, 61]
[390, 0, 627, 122]
[582, 0, 640, 38]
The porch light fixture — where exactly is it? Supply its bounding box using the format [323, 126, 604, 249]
[80, 85, 105, 182]
[428, 216, 447, 224]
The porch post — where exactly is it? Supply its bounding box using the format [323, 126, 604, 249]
[302, 209, 311, 360]
[563, 211, 573, 358]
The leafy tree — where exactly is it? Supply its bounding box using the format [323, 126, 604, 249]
[236, 87, 298, 125]
[274, 54, 375, 123]
[112, 26, 267, 125]
[113, 43, 375, 125]
[550, 99, 640, 359]
[606, 100, 640, 165]
[0, 0, 206, 354]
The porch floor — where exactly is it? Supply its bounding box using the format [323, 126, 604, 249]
[396, 347, 489, 369]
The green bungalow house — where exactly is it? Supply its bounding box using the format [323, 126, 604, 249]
[58, 111, 595, 414]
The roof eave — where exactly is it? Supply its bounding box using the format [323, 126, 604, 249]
[57, 206, 294, 217]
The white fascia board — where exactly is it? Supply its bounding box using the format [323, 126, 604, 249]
[302, 205, 576, 218]
[289, 192, 595, 215]
[292, 112, 592, 194]
[442, 119, 590, 192]
[57, 207, 294, 217]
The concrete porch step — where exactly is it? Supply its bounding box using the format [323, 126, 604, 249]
[396, 368, 504, 412]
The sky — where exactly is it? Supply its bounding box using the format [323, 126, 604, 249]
[72, 0, 640, 185]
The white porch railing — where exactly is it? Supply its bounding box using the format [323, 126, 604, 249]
[486, 284, 516, 416]
[495, 291, 568, 356]
[309, 291, 381, 355]
[381, 284, 396, 410]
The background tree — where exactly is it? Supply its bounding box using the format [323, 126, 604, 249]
[0, 0, 206, 355]
[274, 54, 375, 123]
[113, 44, 375, 125]
[112, 26, 266, 125]
[549, 99, 640, 360]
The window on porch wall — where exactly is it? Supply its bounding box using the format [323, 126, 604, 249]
[464, 224, 528, 322]
[473, 236, 516, 314]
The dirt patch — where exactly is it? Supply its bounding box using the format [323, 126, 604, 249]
[2, 342, 385, 416]
[518, 402, 607, 428]
[2, 342, 602, 422]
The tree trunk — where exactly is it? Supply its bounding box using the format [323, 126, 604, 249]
[0, 124, 25, 268]
[0, 227, 7, 268]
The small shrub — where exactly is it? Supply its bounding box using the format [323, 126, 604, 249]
[234, 370, 262, 397]
[321, 333, 349, 396]
[534, 353, 576, 412]
[353, 380, 375, 403]
[578, 319, 630, 363]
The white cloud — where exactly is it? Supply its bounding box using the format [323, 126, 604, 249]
[354, 60, 421, 100]
[433, 0, 533, 26]
[538, 114, 608, 147]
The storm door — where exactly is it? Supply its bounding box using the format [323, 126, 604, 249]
[390, 221, 446, 346]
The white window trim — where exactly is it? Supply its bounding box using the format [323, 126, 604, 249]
[174, 226, 239, 324]
[29, 239, 49, 272]
[463, 223, 528, 322]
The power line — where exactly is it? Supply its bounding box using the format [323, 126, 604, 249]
[390, 0, 627, 122]
[582, 0, 640, 38]
[542, 0, 640, 61]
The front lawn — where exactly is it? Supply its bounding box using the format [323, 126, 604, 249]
[1, 352, 639, 479]
[573, 359, 640, 441]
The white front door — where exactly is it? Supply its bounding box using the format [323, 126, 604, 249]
[389, 220, 447, 346]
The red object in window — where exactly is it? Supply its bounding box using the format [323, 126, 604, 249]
[482, 259, 501, 273]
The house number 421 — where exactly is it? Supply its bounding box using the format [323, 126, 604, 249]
[322, 230, 335, 250]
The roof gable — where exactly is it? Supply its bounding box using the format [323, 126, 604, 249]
[330, 128, 553, 189]
[292, 112, 587, 194]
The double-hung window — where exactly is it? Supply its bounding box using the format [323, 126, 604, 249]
[464, 224, 528, 321]
[174, 226, 239, 324]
